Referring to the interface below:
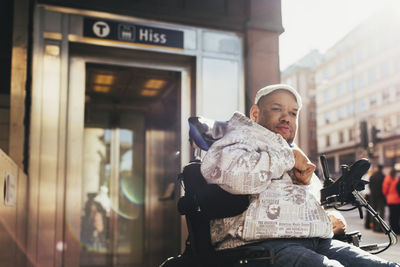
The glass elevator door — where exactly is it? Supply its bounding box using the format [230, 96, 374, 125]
[80, 110, 146, 266]
[67, 52, 184, 267]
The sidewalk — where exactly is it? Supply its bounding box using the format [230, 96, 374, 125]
[341, 207, 400, 264]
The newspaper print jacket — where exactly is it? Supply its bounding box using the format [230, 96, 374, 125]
[200, 112, 333, 249]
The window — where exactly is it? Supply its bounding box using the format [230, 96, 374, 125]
[345, 57, 352, 69]
[358, 99, 366, 113]
[323, 90, 331, 103]
[349, 128, 355, 141]
[378, 39, 386, 50]
[323, 69, 329, 79]
[369, 95, 377, 107]
[380, 63, 389, 78]
[356, 50, 363, 63]
[325, 112, 331, 124]
[383, 145, 399, 165]
[338, 107, 345, 120]
[384, 117, 392, 131]
[356, 73, 364, 89]
[395, 84, 400, 98]
[336, 83, 343, 97]
[368, 42, 377, 57]
[346, 79, 354, 93]
[335, 63, 340, 74]
[336, 61, 344, 74]
[368, 67, 376, 84]
[382, 89, 390, 103]
[326, 135, 330, 147]
[347, 103, 355, 116]
[397, 114, 400, 127]
[395, 57, 400, 73]
[339, 131, 344, 144]
[360, 48, 367, 61]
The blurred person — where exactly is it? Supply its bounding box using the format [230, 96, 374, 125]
[82, 194, 108, 250]
[382, 168, 400, 234]
[365, 164, 386, 232]
[201, 84, 398, 266]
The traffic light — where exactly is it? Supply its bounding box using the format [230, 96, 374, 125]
[371, 126, 381, 144]
[360, 121, 368, 148]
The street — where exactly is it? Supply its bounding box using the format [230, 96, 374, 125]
[341, 206, 400, 264]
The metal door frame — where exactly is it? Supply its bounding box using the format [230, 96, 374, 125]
[65, 46, 192, 266]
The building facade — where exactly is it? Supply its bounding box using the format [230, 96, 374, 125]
[315, 7, 400, 174]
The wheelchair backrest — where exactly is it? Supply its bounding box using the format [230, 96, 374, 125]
[178, 160, 250, 255]
[177, 116, 250, 254]
[179, 160, 250, 220]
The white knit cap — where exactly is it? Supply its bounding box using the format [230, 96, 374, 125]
[254, 84, 302, 110]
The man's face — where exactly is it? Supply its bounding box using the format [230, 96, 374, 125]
[251, 90, 299, 144]
[268, 204, 279, 215]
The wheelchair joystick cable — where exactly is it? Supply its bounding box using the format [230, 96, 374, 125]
[352, 191, 398, 254]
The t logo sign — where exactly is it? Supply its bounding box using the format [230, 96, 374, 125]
[83, 17, 184, 49]
[93, 21, 110, 38]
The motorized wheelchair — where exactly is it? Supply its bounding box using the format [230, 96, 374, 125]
[160, 116, 397, 267]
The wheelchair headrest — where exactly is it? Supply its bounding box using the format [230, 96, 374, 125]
[188, 116, 228, 151]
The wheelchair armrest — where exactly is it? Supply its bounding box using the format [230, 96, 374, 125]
[333, 231, 362, 247]
[160, 245, 274, 267]
[204, 245, 274, 266]
[217, 245, 270, 258]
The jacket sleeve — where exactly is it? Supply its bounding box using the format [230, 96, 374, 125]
[200, 129, 295, 195]
[382, 176, 390, 196]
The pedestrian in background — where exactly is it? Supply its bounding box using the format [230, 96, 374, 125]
[382, 168, 400, 234]
[365, 164, 386, 232]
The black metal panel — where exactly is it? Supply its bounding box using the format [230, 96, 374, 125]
[184, 0, 226, 14]
[0, 0, 13, 95]
[36, 0, 282, 32]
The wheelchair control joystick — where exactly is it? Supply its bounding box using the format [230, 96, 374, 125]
[320, 155, 369, 207]
[319, 155, 398, 254]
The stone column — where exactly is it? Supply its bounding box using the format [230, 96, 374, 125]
[244, 0, 284, 113]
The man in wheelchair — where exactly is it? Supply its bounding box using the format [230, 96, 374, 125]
[196, 84, 398, 266]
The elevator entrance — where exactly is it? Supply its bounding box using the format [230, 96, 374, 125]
[65, 44, 192, 267]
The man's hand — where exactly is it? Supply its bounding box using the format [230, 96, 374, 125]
[329, 214, 347, 235]
[291, 147, 316, 185]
